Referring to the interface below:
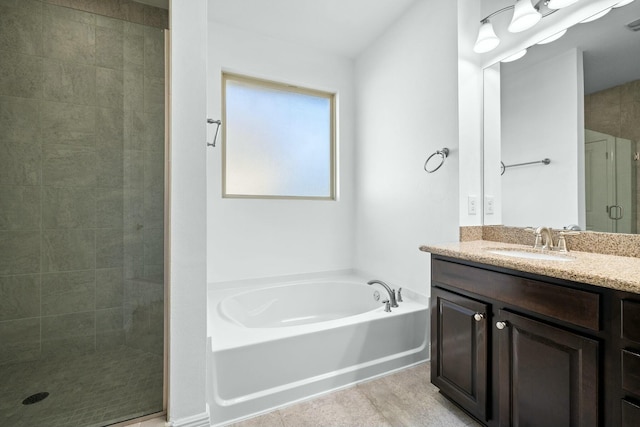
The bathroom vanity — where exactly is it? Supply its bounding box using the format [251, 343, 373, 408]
[422, 241, 640, 427]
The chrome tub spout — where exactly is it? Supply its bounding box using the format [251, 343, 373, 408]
[367, 279, 399, 308]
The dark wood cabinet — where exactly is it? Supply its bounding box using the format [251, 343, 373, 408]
[431, 256, 606, 427]
[621, 298, 640, 427]
[497, 310, 599, 427]
[431, 287, 489, 421]
[622, 399, 640, 427]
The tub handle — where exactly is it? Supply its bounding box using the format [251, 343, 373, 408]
[397, 288, 403, 303]
[382, 300, 392, 312]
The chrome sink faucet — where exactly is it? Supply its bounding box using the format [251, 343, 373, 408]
[525, 226, 554, 250]
[367, 279, 399, 308]
[535, 226, 554, 250]
[526, 226, 580, 252]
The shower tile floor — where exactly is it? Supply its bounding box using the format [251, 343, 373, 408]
[230, 362, 482, 427]
[0, 347, 163, 427]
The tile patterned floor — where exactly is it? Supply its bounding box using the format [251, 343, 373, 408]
[1, 358, 478, 427]
[0, 347, 163, 427]
[230, 362, 482, 427]
[124, 416, 167, 427]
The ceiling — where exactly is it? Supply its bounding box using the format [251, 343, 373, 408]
[207, 0, 418, 58]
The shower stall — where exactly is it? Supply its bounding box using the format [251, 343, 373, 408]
[0, 1, 167, 425]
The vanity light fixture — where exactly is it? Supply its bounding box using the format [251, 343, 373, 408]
[580, 7, 612, 23]
[509, 0, 542, 32]
[547, 0, 579, 9]
[537, 28, 568, 44]
[502, 49, 528, 62]
[614, 0, 635, 7]
[473, 0, 577, 54]
[474, 20, 501, 53]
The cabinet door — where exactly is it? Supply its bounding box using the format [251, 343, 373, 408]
[431, 287, 489, 421]
[496, 310, 599, 427]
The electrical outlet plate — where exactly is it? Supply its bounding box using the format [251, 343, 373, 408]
[468, 196, 478, 215]
[485, 196, 495, 215]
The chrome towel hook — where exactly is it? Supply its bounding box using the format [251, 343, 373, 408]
[424, 148, 449, 173]
[207, 118, 221, 148]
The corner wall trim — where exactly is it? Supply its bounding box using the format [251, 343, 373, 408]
[170, 408, 211, 427]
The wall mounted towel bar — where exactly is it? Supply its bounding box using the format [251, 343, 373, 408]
[501, 158, 550, 175]
[207, 118, 222, 148]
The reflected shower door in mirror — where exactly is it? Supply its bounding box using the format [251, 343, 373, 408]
[482, 1, 640, 234]
[585, 130, 636, 233]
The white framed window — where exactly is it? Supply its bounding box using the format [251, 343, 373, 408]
[222, 72, 336, 200]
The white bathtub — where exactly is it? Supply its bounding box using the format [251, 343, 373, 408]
[207, 274, 429, 426]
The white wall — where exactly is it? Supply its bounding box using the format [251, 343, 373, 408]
[500, 48, 584, 229]
[169, 1, 210, 426]
[458, 0, 484, 226]
[206, 21, 356, 285]
[354, 0, 460, 296]
[482, 63, 503, 225]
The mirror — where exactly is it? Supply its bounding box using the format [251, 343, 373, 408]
[483, 1, 640, 233]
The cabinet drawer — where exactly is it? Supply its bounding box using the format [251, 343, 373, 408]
[622, 300, 640, 343]
[622, 399, 640, 427]
[622, 349, 640, 397]
[432, 259, 600, 331]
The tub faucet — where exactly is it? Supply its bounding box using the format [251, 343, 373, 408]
[367, 280, 399, 308]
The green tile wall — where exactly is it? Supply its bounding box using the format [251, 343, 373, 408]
[0, 0, 165, 364]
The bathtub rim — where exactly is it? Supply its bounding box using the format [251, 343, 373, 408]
[217, 279, 383, 329]
[207, 271, 428, 352]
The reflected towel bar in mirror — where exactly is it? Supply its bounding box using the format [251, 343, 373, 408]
[500, 158, 550, 175]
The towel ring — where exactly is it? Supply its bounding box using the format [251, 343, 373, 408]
[424, 148, 449, 173]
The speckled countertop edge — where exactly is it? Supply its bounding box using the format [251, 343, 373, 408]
[420, 240, 640, 294]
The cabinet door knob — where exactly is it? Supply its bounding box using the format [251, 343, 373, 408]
[496, 321, 507, 330]
[473, 313, 485, 321]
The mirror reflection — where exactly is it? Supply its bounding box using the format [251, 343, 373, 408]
[483, 1, 640, 233]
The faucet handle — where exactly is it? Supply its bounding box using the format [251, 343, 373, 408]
[532, 233, 543, 250]
[382, 300, 391, 312]
[556, 230, 579, 253]
[524, 227, 543, 249]
[397, 288, 403, 303]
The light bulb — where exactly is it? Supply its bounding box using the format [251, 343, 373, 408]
[613, 0, 635, 7]
[501, 49, 528, 63]
[474, 20, 500, 53]
[508, 0, 542, 33]
[537, 29, 567, 44]
[580, 7, 612, 23]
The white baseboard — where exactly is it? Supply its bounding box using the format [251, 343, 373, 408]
[170, 407, 211, 427]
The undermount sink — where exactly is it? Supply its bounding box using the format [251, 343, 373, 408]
[486, 248, 575, 262]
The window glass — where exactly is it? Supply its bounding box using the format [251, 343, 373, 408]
[223, 73, 335, 199]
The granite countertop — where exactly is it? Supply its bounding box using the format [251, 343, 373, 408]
[420, 240, 640, 294]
